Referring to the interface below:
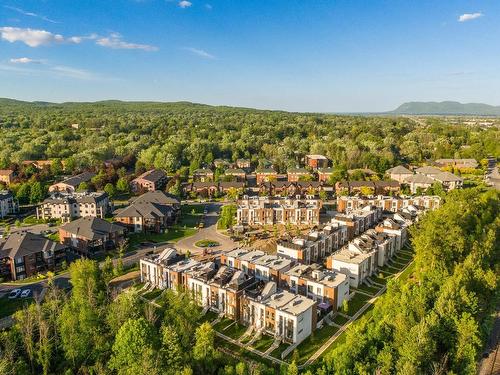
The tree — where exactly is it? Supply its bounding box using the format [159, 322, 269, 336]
[102, 256, 114, 285]
[16, 183, 31, 204]
[29, 181, 44, 204]
[116, 177, 129, 193]
[218, 204, 237, 229]
[77, 182, 89, 192]
[160, 325, 184, 371]
[168, 179, 181, 197]
[104, 183, 116, 198]
[193, 322, 216, 368]
[109, 318, 159, 375]
[359, 186, 375, 196]
[107, 291, 142, 335]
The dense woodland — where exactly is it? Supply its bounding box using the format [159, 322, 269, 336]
[0, 100, 498, 176]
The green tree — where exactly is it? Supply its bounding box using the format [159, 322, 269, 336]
[116, 177, 129, 193]
[16, 183, 31, 204]
[29, 181, 44, 204]
[160, 325, 184, 372]
[104, 182, 116, 198]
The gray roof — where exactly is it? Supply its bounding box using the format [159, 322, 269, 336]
[134, 169, 167, 183]
[42, 191, 108, 205]
[130, 190, 180, 205]
[404, 174, 434, 184]
[0, 231, 65, 259]
[0, 190, 14, 201]
[432, 172, 463, 183]
[59, 172, 95, 188]
[115, 202, 173, 220]
[415, 166, 442, 175]
[386, 165, 412, 175]
[60, 217, 125, 240]
[225, 168, 246, 175]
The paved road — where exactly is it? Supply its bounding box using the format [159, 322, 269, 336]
[176, 202, 239, 255]
[0, 223, 53, 237]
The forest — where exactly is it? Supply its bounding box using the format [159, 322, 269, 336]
[0, 100, 498, 176]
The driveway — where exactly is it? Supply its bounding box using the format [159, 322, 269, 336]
[0, 223, 54, 237]
[175, 202, 239, 255]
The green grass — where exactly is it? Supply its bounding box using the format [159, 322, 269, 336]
[215, 337, 278, 369]
[128, 226, 197, 247]
[194, 239, 220, 247]
[251, 334, 275, 352]
[213, 317, 234, 332]
[396, 261, 416, 283]
[269, 341, 291, 359]
[332, 314, 350, 326]
[142, 289, 163, 301]
[224, 322, 248, 339]
[179, 204, 204, 227]
[200, 310, 218, 323]
[0, 296, 34, 318]
[319, 329, 347, 359]
[346, 292, 371, 316]
[46, 233, 60, 242]
[292, 324, 339, 364]
[355, 284, 381, 295]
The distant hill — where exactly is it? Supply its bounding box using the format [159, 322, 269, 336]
[391, 101, 500, 116]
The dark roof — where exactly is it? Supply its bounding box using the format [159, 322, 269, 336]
[192, 182, 218, 188]
[60, 217, 125, 240]
[0, 190, 14, 200]
[374, 180, 400, 188]
[193, 168, 214, 175]
[0, 231, 65, 259]
[115, 202, 173, 220]
[256, 168, 276, 174]
[59, 172, 95, 188]
[287, 168, 309, 174]
[386, 165, 412, 175]
[42, 192, 108, 205]
[130, 190, 180, 205]
[219, 181, 245, 188]
[134, 169, 167, 183]
[349, 181, 375, 188]
[225, 168, 246, 175]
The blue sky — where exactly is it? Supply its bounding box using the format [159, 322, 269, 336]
[0, 0, 498, 112]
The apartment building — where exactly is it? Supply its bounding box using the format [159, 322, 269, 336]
[336, 195, 441, 213]
[276, 223, 348, 264]
[139, 247, 185, 288]
[326, 245, 377, 288]
[304, 155, 329, 169]
[255, 168, 278, 184]
[0, 191, 18, 218]
[37, 192, 111, 223]
[131, 169, 168, 192]
[287, 168, 311, 182]
[280, 264, 349, 311]
[236, 196, 322, 226]
[48, 172, 95, 193]
[0, 170, 15, 186]
[331, 205, 382, 240]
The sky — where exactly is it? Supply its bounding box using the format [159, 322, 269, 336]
[0, 0, 499, 112]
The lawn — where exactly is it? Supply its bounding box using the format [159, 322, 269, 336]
[224, 322, 248, 339]
[213, 317, 234, 332]
[128, 226, 197, 248]
[179, 204, 205, 227]
[215, 337, 278, 369]
[332, 314, 350, 326]
[194, 239, 220, 248]
[355, 283, 381, 295]
[142, 289, 163, 301]
[251, 334, 275, 352]
[396, 261, 416, 283]
[346, 292, 371, 316]
[292, 324, 339, 364]
[0, 296, 34, 318]
[200, 310, 218, 323]
[269, 341, 291, 359]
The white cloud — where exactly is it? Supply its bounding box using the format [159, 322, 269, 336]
[458, 12, 483, 22]
[9, 57, 42, 64]
[178, 1, 192, 8]
[96, 33, 158, 51]
[183, 47, 215, 59]
[3, 5, 58, 24]
[0, 27, 80, 47]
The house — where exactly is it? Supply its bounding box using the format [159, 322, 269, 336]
[375, 218, 408, 251]
[336, 195, 441, 213]
[0, 232, 67, 281]
[255, 168, 278, 184]
[434, 158, 478, 169]
[193, 168, 214, 182]
[432, 172, 463, 191]
[219, 182, 246, 195]
[140, 247, 185, 288]
[276, 223, 348, 264]
[415, 166, 442, 178]
[385, 165, 413, 183]
[280, 264, 349, 311]
[403, 174, 434, 193]
[224, 168, 247, 182]
[305, 155, 329, 169]
[374, 180, 400, 195]
[236, 159, 252, 170]
[236, 196, 322, 226]
[36, 191, 111, 223]
[330, 206, 382, 240]
[240, 284, 317, 345]
[22, 160, 54, 170]
[326, 246, 376, 288]
[114, 191, 180, 233]
[317, 168, 335, 183]
[213, 159, 230, 169]
[287, 168, 311, 182]
[48, 172, 95, 193]
[253, 255, 293, 283]
[0, 170, 15, 186]
[0, 191, 18, 218]
[131, 169, 168, 193]
[59, 217, 126, 257]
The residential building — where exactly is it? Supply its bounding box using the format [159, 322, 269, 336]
[336, 195, 441, 213]
[140, 247, 185, 288]
[225, 168, 247, 182]
[0, 191, 18, 218]
[236, 159, 252, 170]
[317, 168, 335, 183]
[304, 155, 329, 169]
[331, 205, 383, 240]
[415, 166, 442, 178]
[434, 158, 478, 169]
[0, 232, 67, 281]
[432, 172, 463, 190]
[48, 172, 95, 193]
[326, 244, 376, 288]
[36, 191, 111, 223]
[114, 191, 180, 233]
[0, 169, 15, 186]
[287, 168, 311, 182]
[59, 217, 126, 256]
[280, 264, 349, 311]
[236, 196, 322, 226]
[131, 169, 168, 193]
[385, 165, 413, 183]
[255, 168, 278, 184]
[193, 168, 214, 182]
[276, 223, 348, 264]
[403, 174, 434, 193]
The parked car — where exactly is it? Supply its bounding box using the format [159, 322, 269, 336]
[8, 289, 22, 299]
[47, 222, 56, 227]
[21, 289, 31, 298]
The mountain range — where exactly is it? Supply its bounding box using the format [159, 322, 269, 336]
[390, 101, 500, 116]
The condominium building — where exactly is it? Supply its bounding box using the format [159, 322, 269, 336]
[0, 191, 18, 218]
[37, 192, 111, 222]
[336, 195, 441, 213]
